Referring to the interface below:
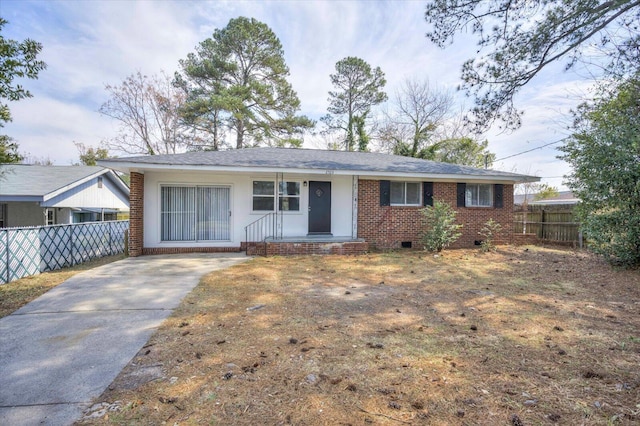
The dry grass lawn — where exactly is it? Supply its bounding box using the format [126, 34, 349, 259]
[0, 254, 126, 319]
[78, 246, 639, 425]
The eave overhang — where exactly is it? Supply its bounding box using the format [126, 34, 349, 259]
[100, 161, 540, 184]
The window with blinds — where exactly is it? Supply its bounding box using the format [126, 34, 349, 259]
[465, 184, 493, 207]
[161, 186, 230, 241]
[390, 181, 421, 206]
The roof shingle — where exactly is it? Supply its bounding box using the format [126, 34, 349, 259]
[100, 147, 537, 181]
[0, 165, 106, 196]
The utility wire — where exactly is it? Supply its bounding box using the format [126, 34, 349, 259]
[495, 137, 568, 162]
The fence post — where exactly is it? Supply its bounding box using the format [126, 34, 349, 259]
[4, 229, 9, 284]
[578, 230, 583, 249]
[107, 223, 112, 256]
[70, 225, 75, 266]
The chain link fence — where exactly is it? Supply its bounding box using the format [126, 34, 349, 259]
[1, 220, 129, 284]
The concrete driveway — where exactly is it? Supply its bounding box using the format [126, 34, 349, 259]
[0, 253, 250, 426]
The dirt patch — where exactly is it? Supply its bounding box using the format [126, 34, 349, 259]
[77, 246, 640, 425]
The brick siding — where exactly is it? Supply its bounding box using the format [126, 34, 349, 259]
[129, 172, 144, 257]
[143, 247, 241, 255]
[357, 180, 514, 250]
[265, 241, 369, 256]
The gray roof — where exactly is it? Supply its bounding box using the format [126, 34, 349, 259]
[0, 165, 116, 197]
[514, 191, 578, 205]
[100, 148, 538, 182]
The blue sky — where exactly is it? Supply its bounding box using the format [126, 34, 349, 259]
[2, 0, 593, 189]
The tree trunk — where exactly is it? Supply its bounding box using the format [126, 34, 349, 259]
[411, 134, 420, 157]
[346, 113, 355, 151]
[212, 110, 220, 151]
[236, 119, 244, 149]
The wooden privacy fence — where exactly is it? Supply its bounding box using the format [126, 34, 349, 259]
[513, 205, 582, 246]
[0, 220, 129, 284]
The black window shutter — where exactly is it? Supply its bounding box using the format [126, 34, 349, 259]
[456, 183, 466, 207]
[494, 184, 504, 208]
[423, 182, 433, 206]
[380, 180, 391, 206]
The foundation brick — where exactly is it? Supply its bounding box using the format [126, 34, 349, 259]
[265, 241, 369, 256]
[142, 247, 241, 255]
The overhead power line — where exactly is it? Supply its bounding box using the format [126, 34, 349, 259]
[495, 137, 568, 162]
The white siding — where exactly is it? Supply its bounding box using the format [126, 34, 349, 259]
[57, 208, 73, 224]
[142, 171, 355, 248]
[44, 176, 129, 209]
[329, 175, 354, 237]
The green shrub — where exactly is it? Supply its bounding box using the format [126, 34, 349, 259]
[580, 208, 640, 267]
[558, 76, 640, 267]
[478, 218, 502, 252]
[420, 200, 463, 252]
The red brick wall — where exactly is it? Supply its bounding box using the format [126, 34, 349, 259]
[357, 180, 514, 250]
[143, 247, 241, 255]
[129, 172, 144, 257]
[441, 182, 514, 248]
[265, 241, 369, 256]
[357, 180, 423, 250]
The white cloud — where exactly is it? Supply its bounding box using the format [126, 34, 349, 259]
[5, 95, 115, 164]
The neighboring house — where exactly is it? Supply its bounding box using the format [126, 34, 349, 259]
[0, 165, 130, 228]
[514, 191, 579, 206]
[99, 148, 538, 256]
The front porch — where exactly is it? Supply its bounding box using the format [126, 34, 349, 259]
[243, 235, 369, 256]
[243, 191, 365, 255]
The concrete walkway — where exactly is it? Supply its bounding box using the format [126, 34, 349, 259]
[0, 253, 250, 426]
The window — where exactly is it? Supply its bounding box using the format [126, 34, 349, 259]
[278, 181, 300, 211]
[390, 181, 421, 206]
[97, 177, 103, 189]
[252, 180, 300, 212]
[465, 184, 493, 207]
[161, 186, 230, 241]
[0, 203, 6, 228]
[252, 181, 275, 211]
[46, 209, 55, 225]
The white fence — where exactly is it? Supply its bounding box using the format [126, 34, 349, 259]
[0, 220, 129, 284]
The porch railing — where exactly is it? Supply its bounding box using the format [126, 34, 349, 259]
[244, 212, 281, 244]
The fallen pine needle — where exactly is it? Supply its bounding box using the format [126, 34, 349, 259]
[357, 406, 412, 424]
